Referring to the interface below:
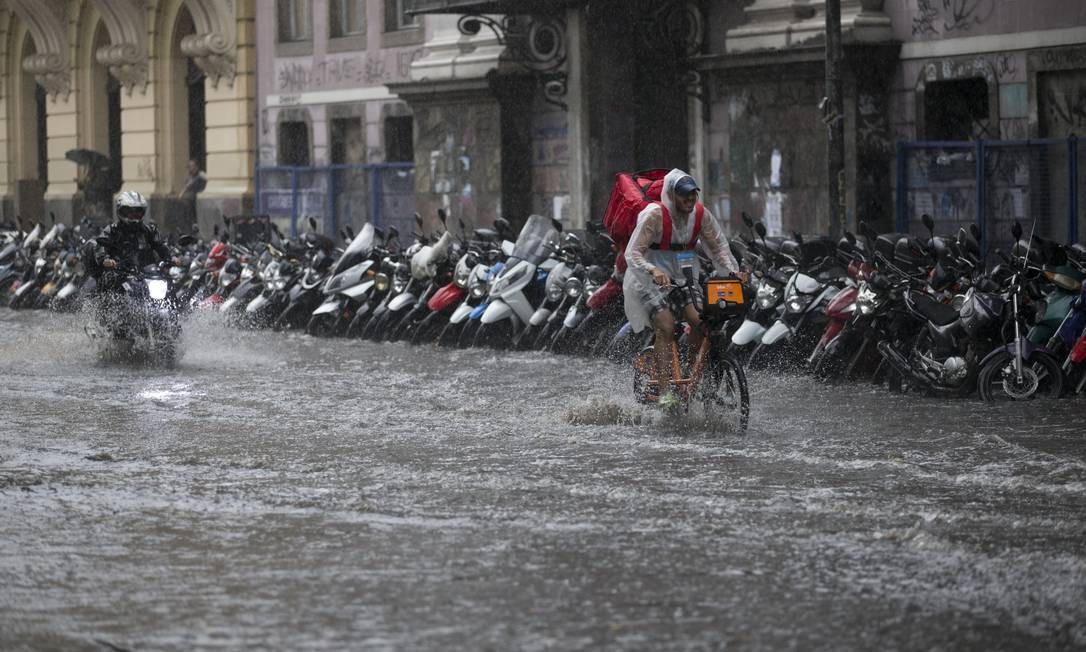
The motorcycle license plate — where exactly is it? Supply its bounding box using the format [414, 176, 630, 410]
[705, 280, 744, 306]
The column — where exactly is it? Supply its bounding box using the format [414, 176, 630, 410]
[43, 91, 80, 222]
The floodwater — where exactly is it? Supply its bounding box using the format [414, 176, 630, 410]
[1, 308, 1084, 651]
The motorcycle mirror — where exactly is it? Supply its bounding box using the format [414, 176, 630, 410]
[50, 211, 56, 225]
[921, 213, 935, 233]
[308, 216, 319, 232]
[742, 212, 754, 228]
[844, 231, 857, 246]
[213, 224, 220, 237]
[386, 225, 399, 243]
[458, 218, 466, 235]
[437, 208, 447, 225]
[373, 226, 386, 241]
[1012, 221, 1023, 241]
[339, 229, 348, 242]
[970, 223, 981, 240]
[345, 225, 355, 240]
[414, 213, 423, 229]
[494, 217, 511, 236]
[177, 234, 197, 247]
[755, 222, 767, 238]
[793, 230, 804, 245]
[552, 217, 563, 233]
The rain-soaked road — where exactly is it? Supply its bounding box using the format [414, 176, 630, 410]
[1, 308, 1085, 651]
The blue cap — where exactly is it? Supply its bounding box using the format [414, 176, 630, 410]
[674, 175, 700, 197]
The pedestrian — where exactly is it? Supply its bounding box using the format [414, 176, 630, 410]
[178, 159, 207, 227]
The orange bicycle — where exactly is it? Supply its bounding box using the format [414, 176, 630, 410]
[633, 260, 751, 433]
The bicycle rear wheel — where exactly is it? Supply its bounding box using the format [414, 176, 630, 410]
[699, 353, 750, 435]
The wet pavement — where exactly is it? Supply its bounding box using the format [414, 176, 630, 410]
[1, 308, 1085, 651]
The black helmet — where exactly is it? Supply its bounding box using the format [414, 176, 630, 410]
[894, 236, 928, 269]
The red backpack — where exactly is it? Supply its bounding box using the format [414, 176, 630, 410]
[602, 169, 668, 245]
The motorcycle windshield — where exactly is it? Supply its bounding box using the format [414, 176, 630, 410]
[332, 224, 375, 275]
[510, 215, 559, 266]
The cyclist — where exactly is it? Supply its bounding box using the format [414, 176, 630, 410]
[623, 169, 742, 401]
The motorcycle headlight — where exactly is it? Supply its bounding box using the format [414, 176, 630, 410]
[471, 278, 489, 298]
[857, 286, 879, 315]
[786, 295, 813, 314]
[241, 267, 254, 281]
[219, 273, 237, 287]
[146, 279, 168, 300]
[454, 259, 472, 288]
[565, 277, 583, 298]
[169, 266, 184, 280]
[756, 282, 780, 309]
[393, 274, 407, 294]
[271, 278, 287, 291]
[374, 272, 390, 293]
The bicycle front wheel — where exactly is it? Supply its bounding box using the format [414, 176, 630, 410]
[700, 353, 750, 435]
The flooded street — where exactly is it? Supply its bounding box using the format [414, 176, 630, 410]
[2, 308, 1085, 651]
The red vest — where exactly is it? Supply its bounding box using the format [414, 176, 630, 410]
[649, 202, 704, 251]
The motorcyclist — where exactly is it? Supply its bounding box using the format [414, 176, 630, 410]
[623, 169, 742, 402]
[90, 191, 177, 291]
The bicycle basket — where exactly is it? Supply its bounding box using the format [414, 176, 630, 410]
[704, 278, 747, 318]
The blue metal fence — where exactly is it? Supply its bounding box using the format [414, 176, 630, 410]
[896, 136, 1081, 252]
[255, 163, 416, 238]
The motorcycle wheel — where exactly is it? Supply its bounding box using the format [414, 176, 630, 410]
[811, 334, 855, 383]
[273, 303, 300, 331]
[436, 320, 462, 348]
[532, 322, 556, 351]
[457, 320, 480, 349]
[549, 326, 573, 354]
[345, 310, 371, 338]
[410, 311, 443, 346]
[364, 311, 391, 341]
[978, 351, 1064, 402]
[474, 321, 512, 350]
[699, 353, 751, 435]
[305, 314, 333, 337]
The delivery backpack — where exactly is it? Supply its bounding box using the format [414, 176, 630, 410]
[602, 169, 667, 245]
[603, 168, 704, 252]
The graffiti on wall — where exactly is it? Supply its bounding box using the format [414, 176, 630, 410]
[275, 49, 425, 93]
[1039, 70, 1086, 137]
[912, 0, 993, 37]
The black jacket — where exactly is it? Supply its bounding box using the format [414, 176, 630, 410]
[90, 221, 172, 276]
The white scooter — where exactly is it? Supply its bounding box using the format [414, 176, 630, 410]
[474, 214, 561, 348]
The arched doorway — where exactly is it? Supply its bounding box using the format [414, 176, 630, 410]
[10, 30, 48, 219]
[158, 5, 206, 231]
[79, 21, 123, 222]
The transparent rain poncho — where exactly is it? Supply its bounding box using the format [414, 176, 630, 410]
[622, 168, 740, 333]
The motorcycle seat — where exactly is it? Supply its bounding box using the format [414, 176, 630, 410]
[912, 293, 958, 326]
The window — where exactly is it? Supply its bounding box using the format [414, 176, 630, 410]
[330, 118, 365, 164]
[278, 121, 310, 167]
[384, 116, 413, 163]
[924, 78, 990, 141]
[277, 0, 312, 43]
[330, 0, 365, 38]
[384, 0, 417, 31]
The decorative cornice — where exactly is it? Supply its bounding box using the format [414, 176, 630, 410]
[89, 0, 149, 93]
[9, 0, 70, 98]
[182, 0, 238, 88]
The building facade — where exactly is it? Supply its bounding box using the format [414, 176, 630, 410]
[255, 0, 438, 236]
[0, 0, 256, 236]
[402, 0, 1086, 242]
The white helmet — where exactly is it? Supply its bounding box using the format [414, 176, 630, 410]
[116, 190, 148, 210]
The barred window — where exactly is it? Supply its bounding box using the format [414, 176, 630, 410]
[277, 0, 312, 43]
[330, 0, 365, 38]
[384, 0, 417, 31]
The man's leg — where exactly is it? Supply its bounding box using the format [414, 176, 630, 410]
[652, 309, 677, 392]
[683, 302, 706, 361]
